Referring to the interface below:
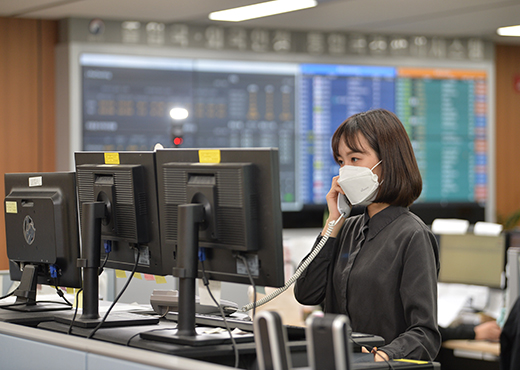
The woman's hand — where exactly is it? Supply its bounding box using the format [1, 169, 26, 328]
[325, 175, 343, 220]
[362, 346, 390, 362]
[321, 175, 346, 237]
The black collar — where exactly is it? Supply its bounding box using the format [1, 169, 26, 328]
[364, 206, 408, 241]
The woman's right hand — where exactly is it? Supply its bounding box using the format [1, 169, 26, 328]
[326, 175, 343, 220]
[321, 175, 346, 237]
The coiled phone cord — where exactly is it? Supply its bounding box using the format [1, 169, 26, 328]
[240, 214, 344, 313]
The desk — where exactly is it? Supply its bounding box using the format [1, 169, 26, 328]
[437, 340, 500, 370]
[0, 321, 232, 370]
[0, 320, 441, 370]
[0, 307, 440, 370]
[38, 320, 265, 368]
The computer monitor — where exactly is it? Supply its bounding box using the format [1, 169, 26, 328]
[437, 233, 506, 289]
[57, 151, 167, 327]
[147, 147, 284, 345]
[74, 151, 169, 275]
[3, 172, 81, 312]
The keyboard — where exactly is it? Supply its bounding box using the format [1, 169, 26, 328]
[163, 311, 384, 347]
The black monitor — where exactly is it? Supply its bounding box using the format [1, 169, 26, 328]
[56, 151, 167, 328]
[74, 151, 169, 275]
[3, 172, 81, 312]
[145, 147, 284, 345]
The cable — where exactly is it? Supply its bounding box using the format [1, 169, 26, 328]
[0, 290, 15, 301]
[236, 254, 256, 319]
[159, 306, 170, 318]
[67, 288, 83, 335]
[201, 259, 239, 368]
[98, 241, 112, 276]
[415, 337, 435, 363]
[87, 247, 141, 339]
[51, 276, 73, 307]
[126, 332, 141, 346]
[240, 214, 344, 312]
[350, 339, 394, 370]
[127, 328, 177, 346]
[98, 253, 109, 276]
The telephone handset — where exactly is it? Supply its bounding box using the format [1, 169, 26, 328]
[337, 194, 352, 218]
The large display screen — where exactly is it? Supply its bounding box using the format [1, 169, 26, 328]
[80, 53, 487, 210]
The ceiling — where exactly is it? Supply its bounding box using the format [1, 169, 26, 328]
[1, 0, 520, 45]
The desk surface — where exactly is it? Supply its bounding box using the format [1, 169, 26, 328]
[38, 320, 264, 359]
[442, 339, 500, 357]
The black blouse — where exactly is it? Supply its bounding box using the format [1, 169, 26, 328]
[294, 206, 441, 360]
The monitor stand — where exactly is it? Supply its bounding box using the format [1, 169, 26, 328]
[54, 202, 158, 329]
[0, 264, 71, 312]
[141, 204, 254, 346]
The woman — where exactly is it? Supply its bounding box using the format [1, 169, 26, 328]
[294, 109, 440, 361]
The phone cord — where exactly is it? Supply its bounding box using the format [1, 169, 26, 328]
[240, 214, 344, 313]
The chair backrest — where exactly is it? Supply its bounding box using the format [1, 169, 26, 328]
[305, 313, 353, 370]
[254, 310, 292, 370]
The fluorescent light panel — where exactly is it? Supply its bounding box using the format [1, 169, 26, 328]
[209, 0, 317, 22]
[497, 25, 520, 37]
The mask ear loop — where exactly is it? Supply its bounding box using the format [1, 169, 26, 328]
[371, 160, 383, 187]
[370, 160, 382, 171]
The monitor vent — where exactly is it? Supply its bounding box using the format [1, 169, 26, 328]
[137, 192, 148, 216]
[77, 170, 95, 203]
[164, 167, 188, 203]
[76, 166, 143, 242]
[165, 203, 178, 242]
[113, 170, 138, 240]
[217, 208, 246, 245]
[217, 169, 243, 207]
[76, 170, 94, 222]
[163, 167, 187, 242]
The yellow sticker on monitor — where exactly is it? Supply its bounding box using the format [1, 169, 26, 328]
[198, 150, 221, 164]
[104, 152, 120, 165]
[5, 201, 17, 214]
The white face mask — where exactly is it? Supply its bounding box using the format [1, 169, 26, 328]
[338, 160, 382, 206]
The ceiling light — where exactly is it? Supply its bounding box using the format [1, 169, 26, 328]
[170, 107, 189, 120]
[497, 25, 520, 37]
[209, 0, 317, 22]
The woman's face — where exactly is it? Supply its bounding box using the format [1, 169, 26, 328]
[336, 133, 382, 177]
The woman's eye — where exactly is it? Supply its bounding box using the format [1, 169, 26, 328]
[351, 157, 359, 163]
